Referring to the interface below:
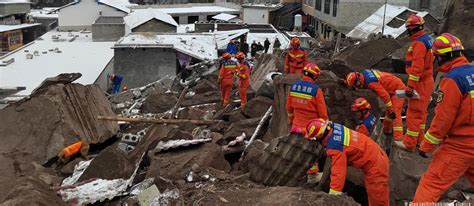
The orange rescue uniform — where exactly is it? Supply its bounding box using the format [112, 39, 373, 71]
[360, 69, 406, 139]
[404, 30, 435, 150]
[356, 113, 377, 136]
[62, 141, 82, 158]
[412, 57, 474, 203]
[322, 123, 389, 206]
[286, 76, 328, 134]
[284, 48, 308, 74]
[218, 59, 237, 106]
[237, 60, 251, 106]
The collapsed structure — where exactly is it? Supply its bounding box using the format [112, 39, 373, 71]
[1, 2, 474, 205]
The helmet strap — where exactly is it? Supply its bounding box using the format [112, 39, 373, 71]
[407, 25, 423, 36]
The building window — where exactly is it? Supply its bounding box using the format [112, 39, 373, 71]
[187, 16, 199, 24]
[420, 0, 430, 9]
[324, 0, 330, 14]
[315, 0, 322, 11]
[172, 16, 179, 23]
[332, 0, 338, 17]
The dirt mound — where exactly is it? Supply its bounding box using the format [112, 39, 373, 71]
[1, 176, 66, 206]
[334, 38, 403, 70]
[146, 143, 231, 181]
[187, 182, 359, 206]
[0, 82, 118, 202]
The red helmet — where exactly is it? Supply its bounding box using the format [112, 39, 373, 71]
[222, 52, 232, 59]
[351, 97, 371, 111]
[122, 85, 128, 91]
[405, 14, 425, 28]
[303, 63, 321, 77]
[290, 37, 300, 47]
[109, 73, 115, 80]
[236, 51, 245, 59]
[305, 118, 329, 139]
[432, 33, 464, 56]
[345, 72, 361, 88]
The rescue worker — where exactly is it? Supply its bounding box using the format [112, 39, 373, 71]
[305, 118, 389, 206]
[351, 97, 377, 136]
[399, 14, 435, 150]
[284, 37, 307, 74]
[109, 73, 123, 94]
[235, 52, 251, 107]
[412, 33, 474, 204]
[57, 139, 89, 163]
[218, 52, 237, 107]
[286, 62, 328, 134]
[345, 69, 405, 141]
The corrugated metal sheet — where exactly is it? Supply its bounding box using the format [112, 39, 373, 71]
[347, 4, 429, 39]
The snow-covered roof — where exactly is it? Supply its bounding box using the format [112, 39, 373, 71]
[214, 29, 249, 49]
[125, 8, 177, 29]
[154, 6, 239, 15]
[98, 0, 135, 13]
[212, 13, 237, 22]
[0, 0, 30, 4]
[115, 33, 219, 60]
[115, 29, 249, 60]
[29, 9, 59, 18]
[241, 3, 283, 9]
[0, 23, 40, 33]
[285, 31, 312, 38]
[177, 24, 195, 33]
[347, 4, 429, 39]
[0, 30, 114, 96]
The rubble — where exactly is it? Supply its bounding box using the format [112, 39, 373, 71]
[242, 96, 273, 118]
[0, 76, 118, 202]
[154, 138, 212, 153]
[333, 38, 403, 73]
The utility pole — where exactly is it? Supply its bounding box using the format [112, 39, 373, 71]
[381, 0, 388, 35]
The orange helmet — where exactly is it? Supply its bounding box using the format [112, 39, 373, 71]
[345, 72, 361, 88]
[351, 97, 371, 112]
[290, 37, 300, 47]
[122, 85, 128, 91]
[405, 14, 425, 28]
[305, 118, 330, 139]
[303, 63, 321, 78]
[222, 52, 232, 59]
[432, 33, 464, 56]
[236, 51, 245, 59]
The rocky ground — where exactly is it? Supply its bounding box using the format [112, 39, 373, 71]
[1, 16, 474, 204]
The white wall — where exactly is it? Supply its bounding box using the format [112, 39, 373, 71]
[59, 0, 127, 31]
[243, 8, 269, 24]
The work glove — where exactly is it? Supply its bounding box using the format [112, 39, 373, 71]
[386, 109, 396, 120]
[329, 190, 342, 196]
[405, 86, 414, 98]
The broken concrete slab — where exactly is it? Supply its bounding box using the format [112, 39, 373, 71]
[222, 118, 261, 144]
[78, 145, 136, 181]
[193, 79, 218, 94]
[141, 91, 178, 113]
[138, 184, 160, 206]
[31, 72, 82, 94]
[333, 38, 403, 71]
[242, 96, 273, 118]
